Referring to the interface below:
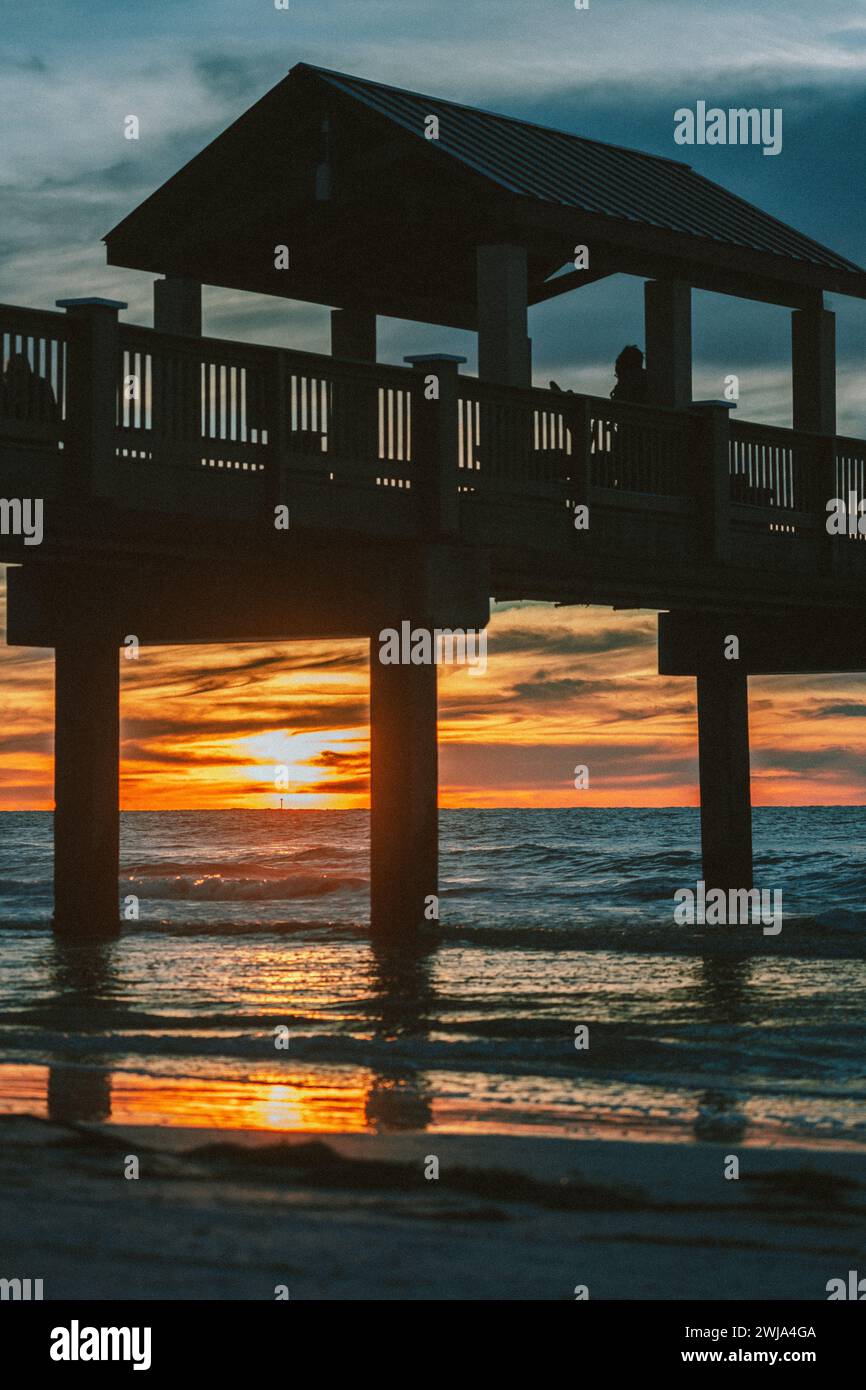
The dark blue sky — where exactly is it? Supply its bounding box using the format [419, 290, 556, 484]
[2, 0, 865, 431]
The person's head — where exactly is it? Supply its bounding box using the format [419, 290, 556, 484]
[614, 345, 644, 378]
[4, 353, 34, 383]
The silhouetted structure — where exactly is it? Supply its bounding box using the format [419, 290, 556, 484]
[2, 64, 866, 935]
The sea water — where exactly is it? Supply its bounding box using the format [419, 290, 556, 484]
[0, 806, 863, 1145]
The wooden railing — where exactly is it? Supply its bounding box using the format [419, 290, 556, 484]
[1, 299, 866, 581]
[457, 380, 691, 499]
[725, 420, 831, 576]
[586, 396, 689, 495]
[834, 437, 866, 559]
[457, 379, 574, 494]
[0, 303, 72, 447]
[116, 325, 415, 487]
[728, 420, 823, 516]
[836, 437, 866, 512]
[118, 326, 271, 473]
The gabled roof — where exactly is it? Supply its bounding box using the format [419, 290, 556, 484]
[312, 66, 860, 277]
[105, 63, 866, 326]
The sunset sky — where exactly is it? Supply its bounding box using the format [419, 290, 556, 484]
[2, 0, 866, 809]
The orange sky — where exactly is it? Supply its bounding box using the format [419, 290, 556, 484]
[1, 575, 864, 809]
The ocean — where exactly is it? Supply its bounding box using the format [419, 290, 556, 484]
[0, 806, 864, 1146]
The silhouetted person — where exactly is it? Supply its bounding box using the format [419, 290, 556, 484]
[2, 352, 60, 424]
[610, 344, 647, 405]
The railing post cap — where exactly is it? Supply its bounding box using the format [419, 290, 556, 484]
[404, 354, 467, 366]
[56, 297, 128, 312]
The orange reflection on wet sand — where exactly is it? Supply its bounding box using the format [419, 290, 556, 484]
[0, 1063, 373, 1133]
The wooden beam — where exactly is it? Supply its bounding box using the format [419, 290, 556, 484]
[659, 609, 866, 674]
[7, 548, 491, 648]
[508, 199, 863, 307]
[531, 267, 616, 303]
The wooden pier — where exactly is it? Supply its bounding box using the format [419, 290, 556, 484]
[2, 63, 866, 934]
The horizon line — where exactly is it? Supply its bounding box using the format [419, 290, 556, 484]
[1, 804, 864, 814]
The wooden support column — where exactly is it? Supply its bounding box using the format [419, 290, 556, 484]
[54, 636, 120, 935]
[690, 402, 732, 562]
[792, 302, 835, 435]
[644, 279, 692, 407]
[153, 276, 202, 336]
[696, 670, 753, 891]
[476, 244, 531, 386]
[405, 354, 464, 538]
[151, 280, 201, 509]
[56, 297, 126, 499]
[792, 303, 837, 569]
[369, 649, 438, 937]
[329, 310, 377, 489]
[331, 308, 376, 362]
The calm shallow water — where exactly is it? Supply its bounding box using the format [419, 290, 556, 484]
[0, 807, 864, 1144]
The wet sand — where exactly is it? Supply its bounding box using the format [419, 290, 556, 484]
[2, 1114, 864, 1300]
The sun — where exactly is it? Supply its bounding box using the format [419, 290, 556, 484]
[234, 727, 368, 808]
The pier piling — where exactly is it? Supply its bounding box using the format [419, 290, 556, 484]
[369, 645, 439, 936]
[53, 637, 120, 935]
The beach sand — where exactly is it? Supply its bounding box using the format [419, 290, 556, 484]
[2, 1114, 864, 1300]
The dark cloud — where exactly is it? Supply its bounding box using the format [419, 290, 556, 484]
[811, 701, 866, 718]
[38, 161, 144, 193]
[0, 731, 52, 755]
[0, 55, 49, 74]
[291, 775, 369, 795]
[120, 742, 244, 767]
[754, 745, 860, 772]
[614, 702, 695, 722]
[307, 749, 368, 771]
[120, 702, 368, 740]
[173, 655, 291, 695]
[490, 625, 653, 657]
[193, 52, 273, 104]
[130, 648, 366, 698]
[510, 674, 617, 702]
